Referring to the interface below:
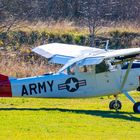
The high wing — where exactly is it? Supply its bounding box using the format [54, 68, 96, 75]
[58, 48, 140, 73]
[96, 48, 140, 59]
[32, 43, 140, 72]
[32, 43, 105, 64]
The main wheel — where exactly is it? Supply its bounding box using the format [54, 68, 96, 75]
[109, 100, 122, 110]
[133, 102, 140, 113]
[137, 86, 140, 91]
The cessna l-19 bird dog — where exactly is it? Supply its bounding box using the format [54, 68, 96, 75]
[0, 43, 140, 113]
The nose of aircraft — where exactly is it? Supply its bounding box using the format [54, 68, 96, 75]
[0, 74, 12, 97]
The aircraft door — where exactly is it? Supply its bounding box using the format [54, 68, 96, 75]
[95, 61, 121, 95]
[75, 65, 96, 95]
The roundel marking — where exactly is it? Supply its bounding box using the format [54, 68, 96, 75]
[58, 77, 86, 92]
[65, 77, 79, 92]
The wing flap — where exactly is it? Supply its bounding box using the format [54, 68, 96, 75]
[48, 55, 73, 64]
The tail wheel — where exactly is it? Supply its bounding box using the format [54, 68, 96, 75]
[109, 100, 122, 110]
[133, 102, 140, 113]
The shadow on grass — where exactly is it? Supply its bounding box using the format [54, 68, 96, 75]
[0, 107, 140, 122]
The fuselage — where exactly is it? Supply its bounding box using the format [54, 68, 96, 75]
[1, 64, 139, 98]
[1, 61, 140, 98]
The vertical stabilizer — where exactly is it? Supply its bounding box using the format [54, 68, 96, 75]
[0, 74, 12, 97]
[0, 74, 9, 81]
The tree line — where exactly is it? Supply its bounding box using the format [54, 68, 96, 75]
[0, 0, 140, 22]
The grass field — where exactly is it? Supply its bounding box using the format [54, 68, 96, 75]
[0, 92, 140, 140]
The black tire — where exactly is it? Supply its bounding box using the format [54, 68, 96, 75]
[133, 102, 140, 113]
[109, 100, 115, 109]
[109, 100, 122, 110]
[137, 86, 140, 91]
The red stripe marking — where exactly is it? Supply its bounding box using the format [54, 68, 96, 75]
[58, 87, 66, 90]
[78, 80, 86, 86]
[79, 84, 86, 86]
[59, 84, 66, 88]
[0, 75, 12, 97]
[78, 82, 86, 85]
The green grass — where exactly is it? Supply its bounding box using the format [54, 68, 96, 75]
[0, 92, 140, 140]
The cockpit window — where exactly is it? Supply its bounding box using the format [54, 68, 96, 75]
[67, 64, 76, 75]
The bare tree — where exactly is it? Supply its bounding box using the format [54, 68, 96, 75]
[0, 0, 34, 49]
[0, 2, 15, 32]
[79, 0, 110, 47]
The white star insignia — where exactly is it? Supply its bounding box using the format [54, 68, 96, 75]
[67, 78, 77, 90]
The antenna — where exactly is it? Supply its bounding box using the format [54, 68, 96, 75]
[105, 40, 109, 51]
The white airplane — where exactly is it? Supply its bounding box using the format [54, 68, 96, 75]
[0, 42, 140, 113]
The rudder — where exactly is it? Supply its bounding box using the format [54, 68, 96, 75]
[0, 74, 12, 97]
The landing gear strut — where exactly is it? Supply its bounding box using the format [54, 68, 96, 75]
[123, 91, 140, 113]
[109, 95, 122, 111]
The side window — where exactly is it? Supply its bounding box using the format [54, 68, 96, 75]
[79, 65, 94, 73]
[96, 61, 109, 73]
[79, 66, 88, 73]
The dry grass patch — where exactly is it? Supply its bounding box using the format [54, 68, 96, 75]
[14, 20, 140, 36]
[0, 51, 59, 77]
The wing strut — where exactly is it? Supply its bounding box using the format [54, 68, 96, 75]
[120, 59, 134, 91]
[123, 91, 136, 104]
